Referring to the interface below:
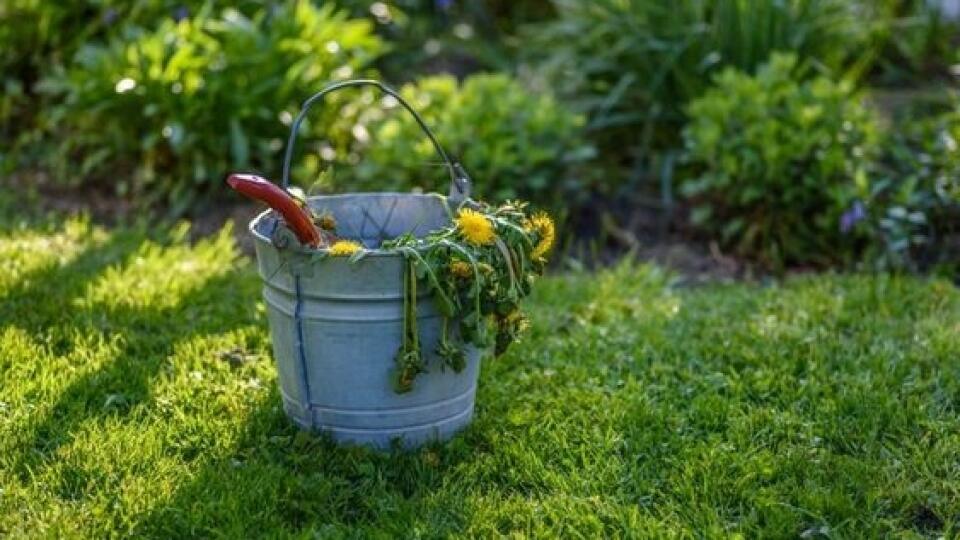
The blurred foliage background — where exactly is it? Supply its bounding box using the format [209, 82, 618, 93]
[2, 0, 960, 275]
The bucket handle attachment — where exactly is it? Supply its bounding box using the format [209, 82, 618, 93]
[281, 79, 471, 203]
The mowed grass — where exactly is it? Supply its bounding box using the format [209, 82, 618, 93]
[1, 216, 959, 538]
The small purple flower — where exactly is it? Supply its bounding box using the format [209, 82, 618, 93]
[839, 200, 866, 233]
[435, 0, 454, 11]
[102, 8, 118, 25]
[172, 5, 189, 22]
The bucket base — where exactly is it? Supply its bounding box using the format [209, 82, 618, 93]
[282, 396, 476, 449]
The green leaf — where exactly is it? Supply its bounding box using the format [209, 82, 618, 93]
[229, 118, 249, 168]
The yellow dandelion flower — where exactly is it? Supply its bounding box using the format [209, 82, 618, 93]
[455, 208, 496, 246]
[328, 240, 362, 256]
[530, 212, 555, 261]
[449, 260, 472, 278]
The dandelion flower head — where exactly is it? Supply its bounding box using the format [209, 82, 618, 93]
[455, 208, 496, 246]
[530, 212, 555, 261]
[328, 240, 362, 256]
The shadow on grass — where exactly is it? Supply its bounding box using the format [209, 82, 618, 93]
[4, 229, 138, 469]
[5, 226, 253, 487]
[4, 221, 477, 536]
[11, 272, 250, 478]
[2, 228, 145, 324]
[125, 387, 479, 538]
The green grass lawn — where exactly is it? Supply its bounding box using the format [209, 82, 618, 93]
[2, 216, 959, 538]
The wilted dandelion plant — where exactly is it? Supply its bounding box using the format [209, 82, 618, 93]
[376, 201, 554, 392]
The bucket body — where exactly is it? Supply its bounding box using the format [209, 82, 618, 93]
[250, 193, 480, 449]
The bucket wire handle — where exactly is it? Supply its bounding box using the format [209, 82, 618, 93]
[281, 79, 471, 202]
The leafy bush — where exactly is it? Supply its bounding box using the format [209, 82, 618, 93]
[0, 1, 257, 136]
[856, 0, 960, 86]
[0, 1, 101, 93]
[863, 107, 960, 273]
[681, 53, 880, 267]
[526, 0, 866, 169]
[338, 0, 556, 79]
[310, 73, 593, 209]
[0, 1, 276, 84]
[0, 0, 91, 140]
[35, 1, 383, 210]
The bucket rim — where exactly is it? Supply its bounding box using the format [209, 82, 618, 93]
[248, 192, 453, 257]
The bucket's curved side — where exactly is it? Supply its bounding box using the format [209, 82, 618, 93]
[253, 233, 481, 449]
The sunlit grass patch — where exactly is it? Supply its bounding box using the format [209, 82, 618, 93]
[1, 219, 959, 537]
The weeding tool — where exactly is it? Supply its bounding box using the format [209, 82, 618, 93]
[226, 173, 324, 248]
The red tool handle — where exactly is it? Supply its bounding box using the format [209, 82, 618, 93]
[226, 173, 321, 247]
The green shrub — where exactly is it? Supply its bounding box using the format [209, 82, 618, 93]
[35, 1, 383, 210]
[526, 0, 866, 173]
[0, 1, 263, 137]
[681, 53, 881, 267]
[0, 1, 276, 83]
[0, 1, 102, 92]
[337, 0, 555, 79]
[864, 107, 960, 273]
[856, 0, 960, 86]
[0, 0, 91, 140]
[310, 73, 593, 209]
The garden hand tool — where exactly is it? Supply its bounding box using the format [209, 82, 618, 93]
[226, 173, 328, 248]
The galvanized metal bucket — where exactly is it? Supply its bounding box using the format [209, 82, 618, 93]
[249, 80, 479, 449]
